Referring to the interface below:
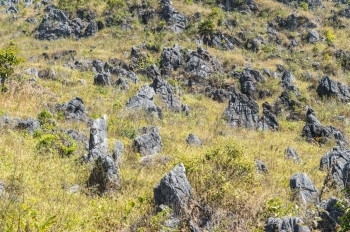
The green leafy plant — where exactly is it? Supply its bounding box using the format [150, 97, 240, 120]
[0, 44, 23, 91]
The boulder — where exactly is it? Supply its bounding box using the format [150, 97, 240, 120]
[302, 107, 346, 146]
[203, 32, 240, 50]
[115, 78, 130, 91]
[160, 44, 184, 76]
[146, 64, 161, 79]
[281, 71, 299, 95]
[150, 77, 189, 114]
[133, 126, 162, 156]
[56, 97, 86, 121]
[239, 68, 263, 99]
[87, 116, 109, 161]
[285, 147, 301, 163]
[278, 13, 316, 31]
[204, 86, 234, 102]
[274, 90, 302, 118]
[111, 66, 139, 83]
[265, 217, 310, 232]
[160, 0, 187, 33]
[87, 155, 120, 194]
[126, 85, 163, 118]
[94, 72, 111, 86]
[256, 159, 268, 173]
[307, 29, 319, 43]
[318, 197, 344, 231]
[185, 47, 222, 83]
[0, 116, 40, 133]
[258, 102, 279, 131]
[186, 134, 202, 146]
[154, 163, 192, 214]
[223, 91, 259, 129]
[317, 76, 350, 102]
[290, 173, 318, 204]
[36, 6, 98, 40]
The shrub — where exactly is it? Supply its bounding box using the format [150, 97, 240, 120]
[198, 19, 215, 37]
[0, 43, 23, 91]
[36, 133, 77, 157]
[325, 28, 335, 44]
[299, 2, 309, 11]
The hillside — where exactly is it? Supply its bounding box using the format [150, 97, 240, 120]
[1, 0, 350, 231]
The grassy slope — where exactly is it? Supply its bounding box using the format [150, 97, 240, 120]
[1, 0, 350, 231]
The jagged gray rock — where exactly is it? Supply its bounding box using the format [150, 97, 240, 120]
[223, 91, 259, 129]
[146, 64, 161, 79]
[94, 73, 111, 86]
[307, 29, 319, 43]
[111, 66, 139, 83]
[285, 147, 301, 163]
[36, 6, 98, 40]
[126, 85, 163, 118]
[256, 159, 268, 173]
[203, 32, 240, 50]
[160, 44, 184, 76]
[154, 163, 192, 214]
[150, 77, 189, 114]
[87, 116, 109, 161]
[318, 197, 344, 231]
[186, 134, 202, 146]
[258, 102, 279, 131]
[204, 86, 234, 102]
[0, 116, 40, 133]
[302, 107, 346, 146]
[265, 217, 310, 232]
[185, 47, 222, 83]
[87, 155, 120, 194]
[160, 0, 187, 33]
[56, 97, 86, 121]
[239, 68, 263, 99]
[290, 173, 318, 204]
[317, 76, 350, 102]
[133, 126, 162, 156]
[278, 13, 316, 31]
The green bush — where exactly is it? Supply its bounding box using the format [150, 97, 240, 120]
[0, 43, 23, 91]
[36, 133, 77, 157]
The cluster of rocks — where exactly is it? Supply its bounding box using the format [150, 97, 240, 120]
[160, 0, 187, 33]
[133, 126, 163, 156]
[223, 90, 279, 131]
[55, 97, 87, 121]
[317, 76, 350, 102]
[36, 6, 98, 40]
[0, 116, 40, 133]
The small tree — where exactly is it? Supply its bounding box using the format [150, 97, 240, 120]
[0, 44, 22, 91]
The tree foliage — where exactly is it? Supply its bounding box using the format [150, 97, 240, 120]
[0, 44, 22, 90]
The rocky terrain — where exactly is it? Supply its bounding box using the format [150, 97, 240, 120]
[1, 0, 350, 231]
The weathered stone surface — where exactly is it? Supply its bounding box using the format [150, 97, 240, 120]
[160, 44, 184, 76]
[186, 134, 202, 146]
[302, 107, 346, 146]
[0, 116, 40, 133]
[204, 86, 234, 102]
[94, 73, 111, 86]
[154, 163, 192, 214]
[239, 68, 263, 98]
[307, 29, 319, 43]
[87, 155, 120, 194]
[56, 97, 86, 121]
[274, 89, 302, 120]
[36, 6, 98, 40]
[126, 85, 163, 118]
[185, 48, 222, 82]
[87, 116, 108, 161]
[258, 102, 279, 131]
[256, 159, 268, 173]
[318, 197, 344, 232]
[146, 64, 161, 79]
[265, 217, 310, 232]
[290, 173, 318, 204]
[111, 66, 139, 83]
[285, 147, 301, 163]
[160, 0, 187, 33]
[317, 76, 350, 102]
[133, 126, 162, 156]
[278, 13, 316, 31]
[203, 32, 240, 50]
[150, 77, 189, 114]
[65, 129, 88, 150]
[223, 91, 259, 129]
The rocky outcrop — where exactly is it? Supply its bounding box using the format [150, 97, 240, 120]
[0, 116, 40, 133]
[302, 107, 346, 146]
[203, 32, 240, 50]
[285, 147, 301, 163]
[277, 0, 323, 9]
[126, 85, 163, 118]
[36, 6, 98, 40]
[185, 48, 222, 83]
[94, 73, 111, 86]
[86, 116, 109, 161]
[186, 134, 202, 146]
[318, 197, 344, 231]
[150, 77, 189, 114]
[317, 76, 350, 102]
[133, 126, 162, 156]
[87, 155, 120, 194]
[265, 217, 310, 232]
[160, 0, 187, 33]
[307, 29, 319, 43]
[238, 68, 263, 99]
[290, 173, 318, 204]
[278, 13, 316, 31]
[258, 102, 279, 131]
[154, 163, 192, 214]
[223, 91, 259, 129]
[55, 97, 86, 121]
[160, 44, 184, 76]
[204, 86, 234, 102]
